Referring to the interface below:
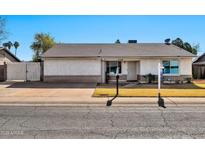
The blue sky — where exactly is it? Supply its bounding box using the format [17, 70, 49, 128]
[1, 15, 205, 61]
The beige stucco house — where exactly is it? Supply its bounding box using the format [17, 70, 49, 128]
[0, 47, 20, 81]
[42, 43, 195, 83]
[0, 47, 20, 65]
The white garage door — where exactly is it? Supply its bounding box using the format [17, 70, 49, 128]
[44, 59, 101, 76]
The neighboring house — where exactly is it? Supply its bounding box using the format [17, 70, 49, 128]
[193, 52, 205, 79]
[0, 47, 20, 64]
[0, 47, 20, 81]
[42, 43, 196, 83]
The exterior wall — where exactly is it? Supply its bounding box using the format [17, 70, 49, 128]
[139, 58, 193, 83]
[140, 59, 160, 75]
[0, 56, 15, 65]
[136, 61, 140, 75]
[44, 75, 101, 82]
[43, 57, 193, 83]
[44, 58, 101, 82]
[122, 61, 127, 75]
[44, 59, 101, 76]
[0, 50, 19, 65]
[180, 58, 192, 75]
[140, 58, 192, 76]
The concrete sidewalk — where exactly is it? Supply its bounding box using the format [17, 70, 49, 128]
[0, 95, 205, 106]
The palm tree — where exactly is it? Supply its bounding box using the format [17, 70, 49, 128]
[13, 41, 20, 56]
[7, 41, 13, 50]
[2, 42, 8, 49]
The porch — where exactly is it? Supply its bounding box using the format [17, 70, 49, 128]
[104, 60, 140, 83]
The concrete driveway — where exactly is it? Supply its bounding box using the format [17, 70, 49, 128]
[0, 81, 108, 105]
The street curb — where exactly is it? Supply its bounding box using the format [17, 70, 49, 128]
[0, 102, 205, 107]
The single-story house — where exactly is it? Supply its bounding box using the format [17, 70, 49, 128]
[0, 47, 21, 81]
[193, 52, 205, 79]
[0, 47, 20, 65]
[42, 43, 196, 83]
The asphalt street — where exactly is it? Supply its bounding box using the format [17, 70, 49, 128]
[0, 106, 205, 138]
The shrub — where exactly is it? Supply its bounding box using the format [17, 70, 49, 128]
[144, 73, 155, 83]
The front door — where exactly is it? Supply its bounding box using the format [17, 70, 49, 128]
[127, 62, 136, 81]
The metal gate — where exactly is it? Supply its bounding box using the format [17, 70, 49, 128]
[7, 62, 41, 81]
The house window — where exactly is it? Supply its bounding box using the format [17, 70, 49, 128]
[162, 60, 179, 75]
[106, 61, 122, 75]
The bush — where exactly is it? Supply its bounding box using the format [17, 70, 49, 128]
[186, 77, 192, 83]
[143, 73, 155, 83]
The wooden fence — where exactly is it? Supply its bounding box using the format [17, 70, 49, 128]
[192, 64, 205, 79]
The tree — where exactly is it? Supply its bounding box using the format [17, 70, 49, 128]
[13, 41, 20, 56]
[30, 33, 55, 62]
[0, 17, 7, 43]
[192, 44, 200, 55]
[183, 42, 192, 53]
[7, 41, 13, 50]
[172, 38, 184, 48]
[2, 42, 8, 48]
[3, 41, 13, 50]
[115, 39, 121, 44]
[171, 38, 198, 55]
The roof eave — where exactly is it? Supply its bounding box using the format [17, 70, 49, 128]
[0, 47, 21, 62]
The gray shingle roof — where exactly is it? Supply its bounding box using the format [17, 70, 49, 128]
[43, 43, 196, 58]
[0, 47, 21, 62]
[193, 52, 205, 64]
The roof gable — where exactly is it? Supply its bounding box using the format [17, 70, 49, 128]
[193, 52, 205, 63]
[0, 47, 21, 62]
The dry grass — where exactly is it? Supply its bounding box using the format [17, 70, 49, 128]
[193, 81, 205, 88]
[93, 81, 205, 97]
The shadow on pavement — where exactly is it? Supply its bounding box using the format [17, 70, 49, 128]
[6, 81, 97, 89]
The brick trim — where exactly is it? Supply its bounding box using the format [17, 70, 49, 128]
[44, 75, 101, 83]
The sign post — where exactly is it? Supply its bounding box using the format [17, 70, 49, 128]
[158, 63, 162, 98]
[158, 63, 166, 108]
